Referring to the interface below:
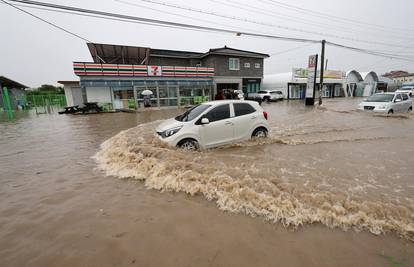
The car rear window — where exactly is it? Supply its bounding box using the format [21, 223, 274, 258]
[258, 91, 267, 94]
[402, 94, 409, 100]
[234, 103, 256, 116]
[204, 104, 230, 122]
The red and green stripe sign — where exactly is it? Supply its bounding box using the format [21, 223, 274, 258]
[73, 63, 214, 77]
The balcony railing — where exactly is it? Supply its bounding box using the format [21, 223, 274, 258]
[73, 62, 215, 77]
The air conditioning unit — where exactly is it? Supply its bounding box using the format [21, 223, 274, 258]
[196, 62, 202, 67]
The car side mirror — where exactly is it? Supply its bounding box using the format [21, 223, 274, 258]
[395, 99, 402, 103]
[201, 118, 210, 124]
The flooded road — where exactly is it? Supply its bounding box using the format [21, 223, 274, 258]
[1, 99, 413, 266]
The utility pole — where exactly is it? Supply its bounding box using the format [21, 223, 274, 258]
[319, 40, 326, 106]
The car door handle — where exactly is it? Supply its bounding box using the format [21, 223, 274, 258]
[225, 121, 233, 125]
[251, 115, 257, 119]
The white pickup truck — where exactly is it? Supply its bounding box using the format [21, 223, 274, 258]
[247, 90, 284, 102]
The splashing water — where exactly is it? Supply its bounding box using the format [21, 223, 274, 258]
[94, 116, 414, 241]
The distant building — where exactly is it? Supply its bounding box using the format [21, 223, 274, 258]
[382, 70, 414, 86]
[65, 43, 269, 109]
[263, 69, 393, 99]
[0, 76, 28, 110]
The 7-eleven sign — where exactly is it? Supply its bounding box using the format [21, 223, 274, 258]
[147, 65, 162, 76]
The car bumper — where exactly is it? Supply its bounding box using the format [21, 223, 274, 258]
[358, 107, 388, 113]
[155, 131, 179, 147]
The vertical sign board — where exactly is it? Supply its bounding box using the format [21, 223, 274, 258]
[305, 54, 318, 106]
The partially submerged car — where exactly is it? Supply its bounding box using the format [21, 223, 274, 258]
[358, 92, 412, 114]
[156, 100, 269, 150]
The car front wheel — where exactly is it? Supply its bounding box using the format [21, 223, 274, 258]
[408, 106, 412, 112]
[388, 109, 394, 114]
[252, 127, 268, 139]
[177, 139, 199, 150]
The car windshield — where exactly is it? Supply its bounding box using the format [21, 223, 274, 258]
[175, 104, 211, 122]
[366, 94, 394, 102]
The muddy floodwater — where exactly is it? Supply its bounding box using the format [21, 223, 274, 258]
[1, 99, 413, 267]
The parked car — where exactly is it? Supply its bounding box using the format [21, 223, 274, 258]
[155, 100, 269, 150]
[396, 85, 414, 97]
[248, 90, 284, 102]
[358, 92, 412, 114]
[234, 90, 245, 100]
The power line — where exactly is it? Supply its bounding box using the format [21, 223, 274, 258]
[259, 0, 414, 33]
[3, 0, 414, 63]
[269, 43, 315, 56]
[0, 0, 92, 43]
[210, 0, 414, 41]
[135, 0, 414, 48]
[113, 0, 279, 36]
[326, 41, 414, 63]
[5, 0, 321, 44]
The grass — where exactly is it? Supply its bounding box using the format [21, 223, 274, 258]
[379, 250, 404, 267]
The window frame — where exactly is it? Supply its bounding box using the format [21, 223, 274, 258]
[254, 63, 261, 69]
[229, 58, 240, 71]
[233, 103, 256, 117]
[244, 62, 250, 68]
[200, 104, 231, 123]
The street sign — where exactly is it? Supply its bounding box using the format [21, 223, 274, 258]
[305, 54, 318, 106]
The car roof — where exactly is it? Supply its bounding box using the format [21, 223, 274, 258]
[374, 92, 396, 95]
[202, 100, 259, 106]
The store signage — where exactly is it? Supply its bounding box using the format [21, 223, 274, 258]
[147, 65, 162, 76]
[305, 55, 318, 99]
[293, 68, 344, 79]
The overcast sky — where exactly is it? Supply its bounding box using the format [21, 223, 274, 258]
[1, 0, 414, 87]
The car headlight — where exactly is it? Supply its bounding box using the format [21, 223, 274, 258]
[162, 126, 182, 138]
[377, 105, 387, 109]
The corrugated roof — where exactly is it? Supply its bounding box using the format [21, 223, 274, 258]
[0, 76, 28, 89]
[86, 43, 269, 63]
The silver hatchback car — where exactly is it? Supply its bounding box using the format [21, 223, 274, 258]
[358, 92, 412, 114]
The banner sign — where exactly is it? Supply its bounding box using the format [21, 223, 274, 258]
[305, 55, 318, 98]
[293, 68, 344, 79]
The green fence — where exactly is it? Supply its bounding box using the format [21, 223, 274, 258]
[26, 94, 66, 108]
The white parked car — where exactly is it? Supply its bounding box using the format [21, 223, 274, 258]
[358, 92, 412, 114]
[396, 85, 414, 97]
[156, 100, 269, 150]
[249, 90, 284, 102]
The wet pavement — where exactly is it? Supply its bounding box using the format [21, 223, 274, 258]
[0, 98, 413, 267]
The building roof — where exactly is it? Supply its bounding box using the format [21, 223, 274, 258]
[0, 76, 28, 89]
[206, 46, 270, 58]
[87, 43, 150, 64]
[58, 81, 80, 85]
[86, 43, 269, 63]
[382, 70, 413, 78]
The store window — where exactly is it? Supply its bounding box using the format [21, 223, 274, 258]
[229, 58, 240, 70]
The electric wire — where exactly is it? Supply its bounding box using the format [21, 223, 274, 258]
[2, 0, 414, 63]
[134, 0, 414, 48]
[260, 0, 414, 33]
[210, 0, 414, 41]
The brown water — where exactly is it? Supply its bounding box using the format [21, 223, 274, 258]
[1, 99, 413, 267]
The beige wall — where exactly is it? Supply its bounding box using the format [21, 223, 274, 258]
[393, 75, 414, 84]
